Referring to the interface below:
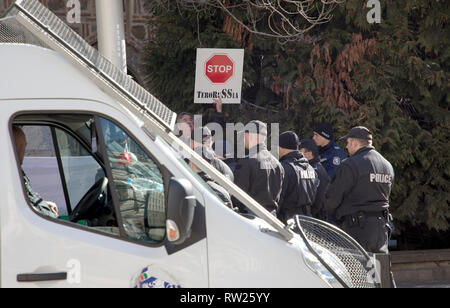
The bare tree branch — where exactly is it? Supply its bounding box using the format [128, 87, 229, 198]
[150, 0, 342, 43]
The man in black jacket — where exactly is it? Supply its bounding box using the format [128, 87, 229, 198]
[277, 132, 318, 224]
[232, 120, 284, 216]
[325, 126, 394, 254]
[299, 139, 330, 221]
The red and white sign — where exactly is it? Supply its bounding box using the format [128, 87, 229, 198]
[194, 48, 244, 104]
[205, 54, 234, 83]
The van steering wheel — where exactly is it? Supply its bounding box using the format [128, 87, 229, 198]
[69, 177, 108, 223]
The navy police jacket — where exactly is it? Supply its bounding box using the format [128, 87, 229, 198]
[309, 157, 330, 220]
[318, 139, 347, 180]
[325, 146, 394, 220]
[278, 151, 318, 222]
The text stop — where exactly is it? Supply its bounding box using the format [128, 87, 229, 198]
[205, 54, 234, 83]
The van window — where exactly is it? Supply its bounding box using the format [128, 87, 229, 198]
[13, 114, 167, 245]
[21, 126, 67, 215]
[54, 127, 105, 211]
[99, 117, 166, 243]
[14, 120, 119, 236]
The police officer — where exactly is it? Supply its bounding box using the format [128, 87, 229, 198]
[232, 120, 284, 216]
[325, 126, 394, 254]
[299, 139, 330, 221]
[277, 132, 318, 224]
[313, 123, 347, 179]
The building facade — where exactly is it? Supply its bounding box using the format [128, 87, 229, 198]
[0, 0, 153, 86]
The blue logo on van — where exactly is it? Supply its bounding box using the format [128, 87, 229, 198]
[134, 267, 181, 288]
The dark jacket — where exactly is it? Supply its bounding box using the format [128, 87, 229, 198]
[325, 146, 394, 221]
[232, 144, 284, 214]
[209, 111, 227, 142]
[309, 157, 330, 220]
[198, 171, 233, 209]
[223, 158, 237, 173]
[211, 111, 226, 129]
[318, 139, 347, 180]
[278, 151, 319, 223]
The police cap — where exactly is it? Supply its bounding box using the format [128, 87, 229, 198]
[339, 126, 373, 141]
[279, 131, 299, 150]
[314, 123, 333, 140]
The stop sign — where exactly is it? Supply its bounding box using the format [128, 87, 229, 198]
[205, 54, 234, 83]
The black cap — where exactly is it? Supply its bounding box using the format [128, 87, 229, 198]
[279, 131, 299, 150]
[238, 120, 268, 136]
[314, 123, 333, 140]
[339, 126, 373, 141]
[191, 126, 212, 143]
[299, 139, 319, 158]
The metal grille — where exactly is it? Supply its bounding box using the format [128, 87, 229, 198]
[0, 0, 176, 130]
[296, 216, 378, 288]
[0, 8, 47, 48]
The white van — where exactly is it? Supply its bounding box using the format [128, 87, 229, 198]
[0, 0, 381, 288]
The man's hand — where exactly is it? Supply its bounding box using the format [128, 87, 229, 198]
[47, 201, 59, 216]
[213, 97, 223, 113]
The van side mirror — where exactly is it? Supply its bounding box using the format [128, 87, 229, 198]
[166, 178, 196, 245]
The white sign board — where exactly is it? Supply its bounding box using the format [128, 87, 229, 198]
[194, 48, 244, 104]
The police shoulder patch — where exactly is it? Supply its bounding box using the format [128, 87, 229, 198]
[332, 156, 341, 166]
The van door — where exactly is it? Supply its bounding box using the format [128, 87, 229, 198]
[1, 100, 208, 287]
